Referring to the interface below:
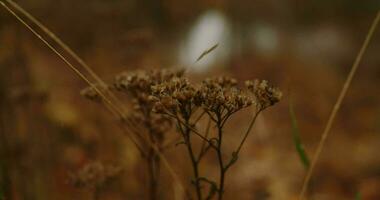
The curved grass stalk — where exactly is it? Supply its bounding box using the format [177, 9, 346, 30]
[3, 0, 127, 113]
[299, 11, 380, 200]
[0, 1, 185, 198]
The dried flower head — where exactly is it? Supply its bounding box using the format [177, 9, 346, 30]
[151, 77, 197, 116]
[113, 69, 185, 109]
[245, 79, 282, 110]
[195, 77, 253, 119]
[114, 69, 184, 93]
[111, 69, 183, 144]
[69, 162, 123, 189]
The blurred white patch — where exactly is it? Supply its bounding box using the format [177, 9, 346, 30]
[179, 10, 231, 72]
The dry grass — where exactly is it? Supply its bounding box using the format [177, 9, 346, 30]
[299, 11, 380, 200]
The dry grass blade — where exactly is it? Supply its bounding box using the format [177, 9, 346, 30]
[0, 1, 120, 117]
[298, 11, 380, 200]
[4, 0, 127, 113]
[0, 1, 185, 198]
[196, 43, 219, 62]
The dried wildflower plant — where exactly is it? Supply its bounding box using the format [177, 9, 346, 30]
[150, 77, 205, 199]
[81, 68, 281, 200]
[81, 69, 185, 200]
[113, 69, 189, 200]
[149, 74, 281, 200]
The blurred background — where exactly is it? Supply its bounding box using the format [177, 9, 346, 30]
[0, 0, 380, 199]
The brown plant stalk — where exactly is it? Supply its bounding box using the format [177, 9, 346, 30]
[0, 1, 185, 198]
[298, 10, 380, 200]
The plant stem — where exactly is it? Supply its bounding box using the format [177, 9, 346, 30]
[299, 10, 380, 200]
[186, 133, 202, 200]
[168, 112, 216, 149]
[235, 110, 262, 155]
[177, 116, 203, 200]
[216, 115, 226, 200]
[197, 117, 212, 162]
[147, 147, 160, 200]
[143, 110, 161, 200]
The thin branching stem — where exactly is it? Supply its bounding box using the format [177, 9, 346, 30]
[175, 115, 203, 200]
[215, 113, 226, 200]
[197, 117, 212, 162]
[166, 111, 217, 149]
[192, 110, 206, 125]
[235, 109, 262, 155]
[143, 111, 161, 200]
[147, 147, 159, 200]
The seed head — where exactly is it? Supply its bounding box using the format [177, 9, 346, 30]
[151, 77, 197, 116]
[114, 68, 185, 110]
[246, 79, 282, 110]
[196, 76, 253, 118]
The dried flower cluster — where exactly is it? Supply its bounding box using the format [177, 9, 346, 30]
[149, 76, 283, 123]
[147, 74, 282, 200]
[112, 69, 185, 141]
[114, 69, 184, 107]
[80, 68, 282, 200]
[245, 79, 282, 110]
[70, 162, 122, 189]
[112, 69, 187, 200]
[196, 77, 253, 120]
[151, 77, 198, 118]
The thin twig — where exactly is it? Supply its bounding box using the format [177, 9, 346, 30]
[165, 111, 217, 149]
[197, 117, 212, 161]
[298, 11, 380, 200]
[192, 110, 206, 125]
[175, 115, 203, 200]
[215, 113, 226, 200]
[235, 110, 262, 155]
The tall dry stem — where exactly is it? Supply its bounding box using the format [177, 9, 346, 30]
[299, 10, 380, 200]
[0, 1, 185, 198]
